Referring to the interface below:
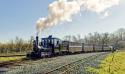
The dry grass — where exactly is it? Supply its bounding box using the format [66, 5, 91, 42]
[0, 52, 26, 63]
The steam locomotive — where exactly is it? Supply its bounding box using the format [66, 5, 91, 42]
[27, 35, 70, 58]
[27, 35, 116, 58]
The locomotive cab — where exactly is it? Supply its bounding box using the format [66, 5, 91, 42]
[41, 35, 61, 49]
[41, 35, 61, 55]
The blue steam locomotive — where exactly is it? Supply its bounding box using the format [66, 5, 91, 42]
[27, 35, 69, 58]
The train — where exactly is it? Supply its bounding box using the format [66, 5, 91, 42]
[27, 35, 116, 58]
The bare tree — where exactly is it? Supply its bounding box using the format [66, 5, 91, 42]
[93, 32, 101, 44]
[72, 35, 77, 42]
[101, 33, 109, 45]
[63, 35, 71, 41]
[77, 34, 81, 42]
[15, 37, 24, 52]
[115, 28, 125, 41]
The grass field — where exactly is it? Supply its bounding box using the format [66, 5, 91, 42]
[0, 56, 25, 63]
[0, 52, 26, 57]
[86, 50, 125, 74]
[0, 52, 26, 63]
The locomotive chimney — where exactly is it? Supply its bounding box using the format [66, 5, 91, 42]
[36, 36, 39, 46]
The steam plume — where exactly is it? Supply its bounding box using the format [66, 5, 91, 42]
[36, 0, 119, 33]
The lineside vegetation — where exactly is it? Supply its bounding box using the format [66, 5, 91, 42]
[85, 51, 125, 74]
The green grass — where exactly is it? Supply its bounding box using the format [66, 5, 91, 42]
[85, 50, 125, 74]
[0, 56, 25, 63]
[0, 52, 26, 63]
[0, 52, 26, 57]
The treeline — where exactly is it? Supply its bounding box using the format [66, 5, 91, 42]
[63, 28, 125, 48]
[1, 28, 125, 53]
[0, 36, 34, 53]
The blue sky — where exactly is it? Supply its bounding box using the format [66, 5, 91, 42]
[0, 0, 125, 43]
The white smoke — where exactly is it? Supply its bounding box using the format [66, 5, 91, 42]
[36, 0, 120, 33]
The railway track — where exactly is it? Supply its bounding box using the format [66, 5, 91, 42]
[45, 52, 109, 74]
[4, 52, 110, 74]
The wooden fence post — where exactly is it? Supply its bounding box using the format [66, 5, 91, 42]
[102, 44, 104, 51]
[82, 43, 84, 52]
[67, 42, 69, 53]
[93, 44, 95, 52]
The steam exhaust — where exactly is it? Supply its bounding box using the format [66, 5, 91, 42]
[36, 0, 120, 34]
